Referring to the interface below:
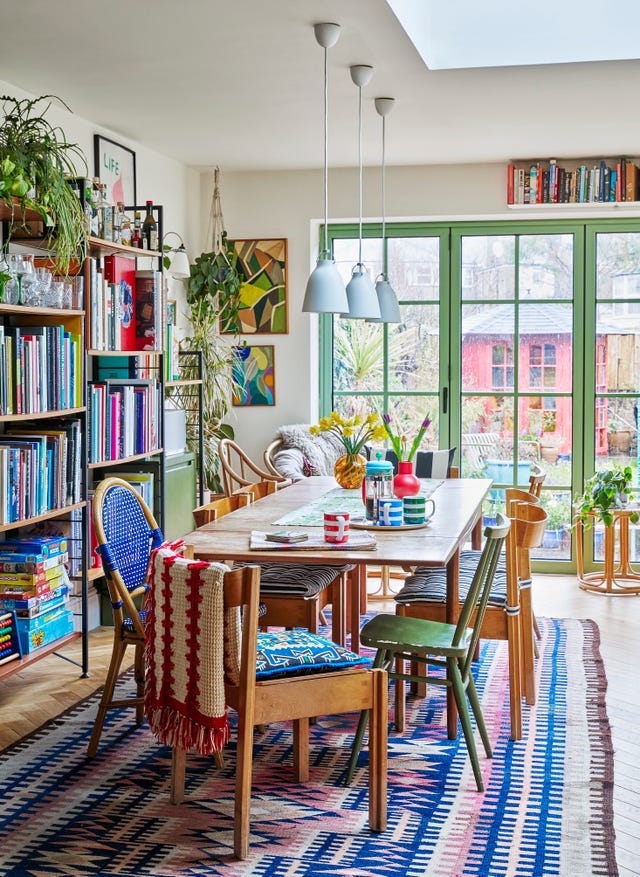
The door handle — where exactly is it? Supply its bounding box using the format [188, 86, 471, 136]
[442, 386, 448, 414]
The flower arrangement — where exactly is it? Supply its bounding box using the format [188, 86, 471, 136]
[310, 412, 387, 456]
[381, 413, 432, 462]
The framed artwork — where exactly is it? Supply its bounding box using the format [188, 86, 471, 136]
[93, 134, 137, 206]
[232, 345, 275, 406]
[222, 238, 288, 334]
[166, 299, 177, 326]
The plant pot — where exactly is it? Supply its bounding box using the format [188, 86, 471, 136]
[540, 444, 560, 464]
[334, 453, 366, 489]
[393, 461, 421, 499]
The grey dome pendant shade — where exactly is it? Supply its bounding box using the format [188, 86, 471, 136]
[344, 64, 381, 320]
[369, 97, 401, 323]
[302, 23, 348, 314]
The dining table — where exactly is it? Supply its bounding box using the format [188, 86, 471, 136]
[183, 475, 492, 738]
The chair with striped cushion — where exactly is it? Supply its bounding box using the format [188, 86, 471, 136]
[146, 550, 387, 860]
[199, 491, 350, 646]
[394, 490, 547, 740]
[87, 477, 165, 759]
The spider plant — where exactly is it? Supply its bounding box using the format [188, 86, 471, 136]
[0, 94, 87, 273]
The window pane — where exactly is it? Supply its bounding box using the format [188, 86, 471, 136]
[461, 235, 515, 301]
[462, 304, 514, 391]
[518, 396, 571, 486]
[334, 394, 383, 422]
[595, 397, 638, 471]
[333, 319, 384, 392]
[518, 303, 572, 392]
[519, 234, 574, 299]
[386, 396, 439, 449]
[596, 231, 640, 301]
[531, 491, 572, 560]
[387, 237, 440, 302]
[595, 304, 640, 392]
[333, 238, 382, 288]
[388, 303, 439, 393]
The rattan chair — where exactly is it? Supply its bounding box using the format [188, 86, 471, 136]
[146, 549, 388, 860]
[87, 477, 165, 759]
[218, 438, 289, 495]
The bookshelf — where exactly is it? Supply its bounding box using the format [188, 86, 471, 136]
[0, 204, 167, 681]
[507, 157, 640, 207]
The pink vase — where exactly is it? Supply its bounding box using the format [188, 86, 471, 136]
[393, 461, 421, 498]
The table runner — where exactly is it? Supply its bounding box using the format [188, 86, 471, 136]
[274, 480, 443, 526]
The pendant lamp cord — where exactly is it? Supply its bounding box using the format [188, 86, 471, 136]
[381, 114, 386, 262]
[322, 44, 329, 256]
[357, 83, 363, 267]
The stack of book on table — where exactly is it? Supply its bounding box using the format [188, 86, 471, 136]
[0, 536, 74, 654]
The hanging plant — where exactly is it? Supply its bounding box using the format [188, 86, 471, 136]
[0, 94, 87, 273]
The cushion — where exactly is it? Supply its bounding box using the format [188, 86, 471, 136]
[276, 424, 344, 477]
[366, 446, 456, 478]
[395, 552, 507, 607]
[255, 630, 372, 679]
[232, 562, 353, 597]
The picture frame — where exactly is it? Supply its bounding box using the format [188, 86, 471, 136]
[232, 345, 275, 406]
[166, 299, 177, 326]
[222, 238, 288, 334]
[93, 134, 137, 206]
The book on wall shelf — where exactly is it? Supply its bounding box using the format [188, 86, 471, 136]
[507, 157, 640, 206]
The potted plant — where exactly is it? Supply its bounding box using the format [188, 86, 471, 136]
[574, 465, 639, 529]
[606, 420, 633, 454]
[169, 232, 242, 494]
[0, 94, 87, 274]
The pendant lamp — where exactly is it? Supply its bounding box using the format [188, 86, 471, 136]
[302, 23, 348, 314]
[344, 64, 380, 320]
[371, 97, 401, 323]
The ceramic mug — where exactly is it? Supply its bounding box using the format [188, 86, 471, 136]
[324, 512, 350, 543]
[403, 495, 436, 525]
[378, 498, 404, 526]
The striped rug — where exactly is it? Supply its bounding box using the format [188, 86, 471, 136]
[0, 618, 616, 876]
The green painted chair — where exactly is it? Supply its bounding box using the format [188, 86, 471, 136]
[345, 514, 511, 793]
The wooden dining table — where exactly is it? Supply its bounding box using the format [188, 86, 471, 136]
[183, 476, 492, 738]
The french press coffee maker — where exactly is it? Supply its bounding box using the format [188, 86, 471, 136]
[361, 453, 394, 521]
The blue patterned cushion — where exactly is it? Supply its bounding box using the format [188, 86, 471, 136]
[255, 630, 371, 679]
[122, 608, 148, 632]
[396, 552, 507, 607]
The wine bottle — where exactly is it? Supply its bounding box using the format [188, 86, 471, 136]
[142, 200, 158, 251]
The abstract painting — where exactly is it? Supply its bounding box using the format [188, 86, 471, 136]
[222, 239, 288, 334]
[232, 345, 275, 406]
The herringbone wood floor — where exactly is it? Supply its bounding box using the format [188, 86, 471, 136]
[1, 575, 638, 875]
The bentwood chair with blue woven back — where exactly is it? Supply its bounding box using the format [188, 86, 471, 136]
[345, 515, 511, 793]
[145, 545, 388, 860]
[86, 477, 165, 760]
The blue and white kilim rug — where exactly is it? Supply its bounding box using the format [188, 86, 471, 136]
[0, 617, 617, 876]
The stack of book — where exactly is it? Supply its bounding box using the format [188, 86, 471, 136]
[0, 536, 74, 654]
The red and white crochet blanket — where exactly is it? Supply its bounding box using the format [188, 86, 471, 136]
[145, 545, 231, 755]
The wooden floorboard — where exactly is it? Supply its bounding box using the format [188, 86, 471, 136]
[0, 573, 638, 874]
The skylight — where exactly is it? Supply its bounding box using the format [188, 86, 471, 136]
[385, 0, 640, 69]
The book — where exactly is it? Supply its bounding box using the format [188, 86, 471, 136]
[265, 530, 309, 544]
[103, 255, 137, 351]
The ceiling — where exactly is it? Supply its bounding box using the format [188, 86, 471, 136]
[1, 0, 640, 172]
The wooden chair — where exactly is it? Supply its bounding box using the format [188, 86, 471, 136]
[218, 438, 289, 495]
[263, 437, 285, 478]
[193, 493, 251, 527]
[87, 477, 165, 759]
[234, 480, 278, 501]
[146, 550, 388, 860]
[528, 463, 546, 498]
[200, 489, 349, 646]
[394, 491, 547, 740]
[345, 515, 511, 792]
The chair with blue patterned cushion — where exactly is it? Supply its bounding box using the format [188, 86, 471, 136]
[86, 477, 166, 759]
[393, 492, 547, 741]
[147, 550, 388, 860]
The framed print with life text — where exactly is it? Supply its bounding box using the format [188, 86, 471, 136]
[94, 134, 137, 206]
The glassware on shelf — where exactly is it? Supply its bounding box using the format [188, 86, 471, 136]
[31, 267, 53, 307]
[46, 280, 65, 308]
[62, 281, 73, 309]
[71, 274, 84, 308]
[6, 254, 34, 305]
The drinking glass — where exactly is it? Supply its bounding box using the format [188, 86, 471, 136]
[62, 281, 73, 309]
[32, 267, 52, 307]
[6, 254, 29, 304]
[46, 280, 65, 309]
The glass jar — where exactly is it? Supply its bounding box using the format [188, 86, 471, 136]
[362, 456, 394, 521]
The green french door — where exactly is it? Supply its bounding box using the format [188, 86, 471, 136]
[450, 223, 582, 565]
[323, 218, 640, 571]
